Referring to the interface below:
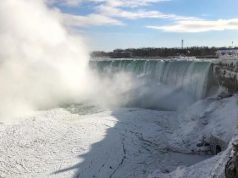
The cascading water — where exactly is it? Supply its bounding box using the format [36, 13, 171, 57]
[91, 59, 213, 110]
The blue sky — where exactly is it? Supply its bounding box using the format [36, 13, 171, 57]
[49, 0, 238, 51]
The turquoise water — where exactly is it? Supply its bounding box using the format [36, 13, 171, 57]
[90, 59, 212, 101]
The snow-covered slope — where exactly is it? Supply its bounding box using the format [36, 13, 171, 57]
[150, 95, 238, 178]
[0, 95, 237, 178]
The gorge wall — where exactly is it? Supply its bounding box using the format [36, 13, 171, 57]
[213, 60, 238, 94]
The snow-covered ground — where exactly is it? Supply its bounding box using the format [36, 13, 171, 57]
[0, 95, 237, 178]
[150, 95, 238, 178]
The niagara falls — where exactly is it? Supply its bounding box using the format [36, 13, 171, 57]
[0, 0, 238, 178]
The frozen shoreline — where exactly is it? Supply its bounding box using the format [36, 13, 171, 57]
[0, 95, 237, 178]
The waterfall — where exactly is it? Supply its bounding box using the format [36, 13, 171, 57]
[90, 59, 213, 110]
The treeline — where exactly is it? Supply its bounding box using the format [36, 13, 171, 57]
[91, 47, 238, 58]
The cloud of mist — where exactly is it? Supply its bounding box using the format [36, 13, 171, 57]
[0, 0, 95, 121]
[0, 0, 139, 122]
[90, 65, 196, 111]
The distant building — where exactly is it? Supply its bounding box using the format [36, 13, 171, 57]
[216, 49, 238, 60]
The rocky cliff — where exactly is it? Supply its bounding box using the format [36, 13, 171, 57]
[213, 60, 238, 93]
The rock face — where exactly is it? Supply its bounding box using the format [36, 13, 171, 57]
[209, 135, 228, 155]
[225, 140, 238, 178]
[213, 60, 238, 93]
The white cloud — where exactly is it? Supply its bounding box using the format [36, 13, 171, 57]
[49, 0, 169, 7]
[102, 0, 170, 8]
[98, 4, 198, 20]
[62, 13, 124, 27]
[146, 18, 238, 32]
[47, 0, 82, 6]
[47, 0, 198, 28]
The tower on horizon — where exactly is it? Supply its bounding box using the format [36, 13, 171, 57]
[181, 39, 184, 49]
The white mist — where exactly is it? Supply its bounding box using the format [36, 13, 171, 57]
[0, 0, 91, 121]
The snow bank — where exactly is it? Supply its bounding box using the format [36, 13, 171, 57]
[150, 95, 238, 178]
[0, 107, 208, 178]
[0, 95, 237, 178]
